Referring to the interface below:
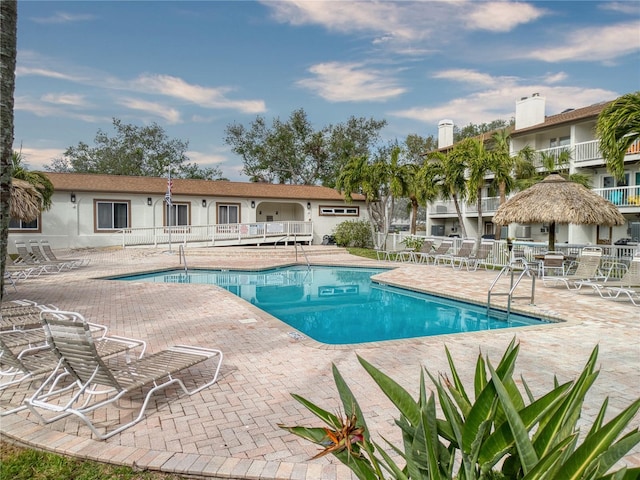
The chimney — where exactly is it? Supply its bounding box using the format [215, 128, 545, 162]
[438, 119, 454, 148]
[515, 94, 545, 130]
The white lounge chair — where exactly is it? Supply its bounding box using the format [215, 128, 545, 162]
[27, 310, 223, 439]
[575, 253, 640, 298]
[542, 247, 603, 288]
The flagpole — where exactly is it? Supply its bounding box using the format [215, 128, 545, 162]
[166, 165, 172, 253]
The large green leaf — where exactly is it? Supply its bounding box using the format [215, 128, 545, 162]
[332, 363, 370, 440]
[520, 434, 576, 480]
[358, 355, 421, 427]
[289, 393, 341, 429]
[488, 360, 539, 474]
[445, 345, 471, 411]
[462, 342, 519, 453]
[554, 399, 640, 480]
[593, 430, 640, 478]
[479, 380, 572, 469]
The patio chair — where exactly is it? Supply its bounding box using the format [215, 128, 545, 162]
[40, 239, 90, 267]
[0, 301, 59, 331]
[605, 286, 640, 306]
[434, 240, 474, 268]
[542, 247, 603, 288]
[575, 253, 640, 298]
[406, 239, 435, 263]
[540, 251, 567, 283]
[465, 241, 494, 272]
[424, 240, 454, 265]
[26, 311, 223, 439]
[13, 241, 67, 273]
[1, 314, 145, 416]
[29, 240, 75, 270]
[511, 247, 539, 276]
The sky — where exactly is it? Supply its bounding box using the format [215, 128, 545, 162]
[13, 0, 640, 181]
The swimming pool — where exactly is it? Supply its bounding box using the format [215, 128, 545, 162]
[112, 265, 547, 344]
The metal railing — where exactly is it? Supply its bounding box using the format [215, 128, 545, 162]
[178, 244, 188, 274]
[120, 221, 313, 248]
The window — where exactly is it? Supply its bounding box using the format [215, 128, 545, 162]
[95, 200, 130, 231]
[549, 136, 570, 148]
[319, 206, 359, 216]
[217, 203, 240, 224]
[9, 217, 40, 232]
[165, 203, 190, 227]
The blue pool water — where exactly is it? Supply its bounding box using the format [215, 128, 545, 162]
[112, 265, 546, 344]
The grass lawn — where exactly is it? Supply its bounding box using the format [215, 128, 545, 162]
[0, 440, 185, 480]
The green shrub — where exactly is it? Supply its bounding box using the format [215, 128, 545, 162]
[333, 220, 373, 248]
[280, 339, 640, 480]
[401, 236, 424, 251]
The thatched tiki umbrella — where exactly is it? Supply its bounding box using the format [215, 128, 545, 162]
[9, 178, 42, 222]
[492, 173, 626, 251]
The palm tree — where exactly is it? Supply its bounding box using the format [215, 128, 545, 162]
[12, 151, 54, 210]
[1, 0, 18, 299]
[428, 148, 468, 238]
[462, 138, 492, 250]
[597, 91, 640, 181]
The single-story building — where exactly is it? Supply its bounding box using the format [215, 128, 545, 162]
[8, 172, 368, 251]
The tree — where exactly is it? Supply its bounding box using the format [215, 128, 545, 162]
[1, 0, 18, 299]
[47, 118, 223, 180]
[402, 134, 437, 234]
[461, 138, 492, 250]
[225, 108, 386, 186]
[454, 118, 513, 142]
[12, 151, 54, 210]
[427, 149, 469, 238]
[335, 145, 410, 250]
[596, 91, 640, 181]
[486, 129, 518, 240]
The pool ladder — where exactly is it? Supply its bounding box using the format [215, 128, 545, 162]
[487, 263, 536, 320]
[294, 236, 311, 268]
[178, 244, 188, 274]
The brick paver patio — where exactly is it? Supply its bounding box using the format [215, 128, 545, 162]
[1, 245, 639, 479]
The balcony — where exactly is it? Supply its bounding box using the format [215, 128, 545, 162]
[466, 196, 501, 214]
[529, 138, 640, 167]
[592, 185, 640, 208]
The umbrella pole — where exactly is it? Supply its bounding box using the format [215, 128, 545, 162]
[548, 221, 556, 252]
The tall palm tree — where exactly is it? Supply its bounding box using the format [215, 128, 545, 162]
[428, 148, 468, 238]
[462, 138, 492, 250]
[1, 0, 18, 299]
[597, 91, 640, 181]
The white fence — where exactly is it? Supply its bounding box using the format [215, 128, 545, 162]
[120, 221, 313, 247]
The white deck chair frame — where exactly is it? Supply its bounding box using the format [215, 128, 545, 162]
[27, 312, 222, 439]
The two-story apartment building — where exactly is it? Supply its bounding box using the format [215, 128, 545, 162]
[427, 93, 640, 246]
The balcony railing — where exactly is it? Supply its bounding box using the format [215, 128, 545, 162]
[466, 196, 501, 213]
[529, 138, 640, 166]
[592, 185, 640, 207]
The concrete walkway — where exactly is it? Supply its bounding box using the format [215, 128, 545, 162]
[1, 245, 639, 479]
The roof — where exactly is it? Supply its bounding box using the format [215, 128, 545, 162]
[435, 125, 515, 153]
[43, 172, 365, 202]
[511, 100, 613, 136]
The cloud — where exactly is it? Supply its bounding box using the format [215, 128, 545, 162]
[130, 74, 266, 113]
[30, 12, 96, 24]
[543, 72, 568, 84]
[15, 95, 107, 123]
[117, 97, 182, 124]
[528, 21, 640, 62]
[187, 150, 227, 166]
[296, 62, 406, 102]
[41, 93, 91, 107]
[466, 2, 546, 32]
[14, 147, 65, 171]
[432, 69, 515, 88]
[598, 2, 640, 15]
[16, 65, 86, 82]
[391, 84, 616, 127]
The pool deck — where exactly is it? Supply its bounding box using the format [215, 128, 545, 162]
[1, 245, 639, 479]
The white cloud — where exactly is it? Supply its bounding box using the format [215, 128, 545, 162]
[391, 85, 616, 127]
[15, 95, 106, 123]
[16, 65, 86, 82]
[432, 69, 515, 88]
[466, 2, 546, 32]
[117, 97, 182, 124]
[528, 21, 640, 62]
[599, 2, 640, 15]
[543, 72, 568, 84]
[296, 62, 406, 102]
[187, 150, 227, 166]
[130, 74, 267, 114]
[14, 147, 65, 171]
[41, 93, 90, 107]
[30, 12, 96, 24]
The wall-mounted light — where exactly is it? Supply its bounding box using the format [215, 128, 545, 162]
[147, 197, 152, 206]
[202, 199, 207, 208]
[70, 193, 76, 203]
[251, 200, 255, 208]
[307, 202, 311, 210]
[275, 211, 278, 215]
[258, 210, 262, 215]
